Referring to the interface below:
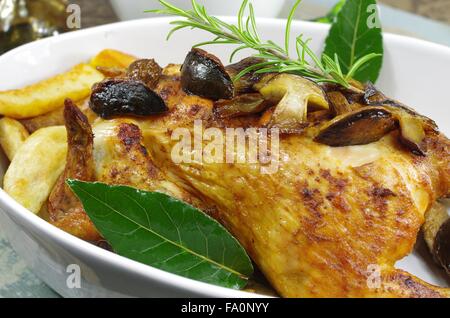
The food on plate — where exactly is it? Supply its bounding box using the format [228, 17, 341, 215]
[255, 74, 329, 131]
[47, 100, 99, 241]
[0, 63, 104, 119]
[2, 46, 449, 297]
[181, 48, 234, 101]
[0, 0, 449, 298]
[90, 49, 137, 70]
[90, 78, 168, 119]
[3, 126, 67, 214]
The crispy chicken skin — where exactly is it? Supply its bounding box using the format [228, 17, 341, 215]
[140, 75, 450, 297]
[49, 71, 450, 297]
[48, 88, 209, 241]
[145, 129, 450, 297]
[48, 99, 100, 241]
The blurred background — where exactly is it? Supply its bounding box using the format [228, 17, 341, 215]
[0, 0, 449, 56]
[0, 0, 449, 298]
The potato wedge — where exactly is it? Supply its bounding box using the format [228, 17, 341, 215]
[4, 126, 67, 214]
[20, 106, 65, 133]
[20, 96, 98, 133]
[90, 49, 137, 69]
[0, 118, 29, 161]
[0, 64, 104, 119]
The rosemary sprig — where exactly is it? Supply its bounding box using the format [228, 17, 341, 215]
[147, 0, 380, 92]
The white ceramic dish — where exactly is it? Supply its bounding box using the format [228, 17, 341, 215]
[0, 18, 449, 298]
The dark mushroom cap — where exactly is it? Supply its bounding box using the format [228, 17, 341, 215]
[90, 78, 168, 119]
[315, 107, 397, 147]
[225, 57, 266, 94]
[127, 59, 162, 89]
[434, 218, 450, 275]
[181, 48, 234, 101]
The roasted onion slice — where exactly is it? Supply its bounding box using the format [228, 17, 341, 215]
[214, 93, 269, 119]
[255, 74, 329, 131]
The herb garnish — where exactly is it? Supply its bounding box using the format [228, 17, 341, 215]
[148, 0, 382, 92]
[68, 180, 254, 289]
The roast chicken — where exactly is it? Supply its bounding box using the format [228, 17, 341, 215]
[46, 53, 450, 298]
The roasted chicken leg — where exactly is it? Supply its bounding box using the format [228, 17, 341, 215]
[140, 72, 450, 297]
[48, 62, 450, 298]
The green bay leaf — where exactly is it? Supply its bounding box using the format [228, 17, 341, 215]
[67, 180, 253, 290]
[323, 0, 383, 83]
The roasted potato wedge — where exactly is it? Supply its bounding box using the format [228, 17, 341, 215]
[90, 49, 137, 69]
[20, 107, 65, 133]
[0, 64, 104, 119]
[0, 118, 29, 161]
[20, 96, 98, 133]
[3, 126, 67, 214]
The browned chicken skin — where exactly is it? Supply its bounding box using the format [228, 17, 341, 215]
[49, 67, 450, 297]
[47, 99, 100, 241]
[139, 75, 450, 297]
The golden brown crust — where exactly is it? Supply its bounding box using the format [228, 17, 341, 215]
[138, 75, 450, 298]
[45, 74, 450, 297]
[48, 100, 100, 241]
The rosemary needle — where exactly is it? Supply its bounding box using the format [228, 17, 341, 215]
[147, 0, 380, 93]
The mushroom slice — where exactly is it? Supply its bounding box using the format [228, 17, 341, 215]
[127, 59, 162, 89]
[363, 83, 431, 155]
[181, 48, 234, 101]
[255, 74, 329, 130]
[363, 82, 399, 107]
[423, 202, 450, 277]
[315, 107, 397, 147]
[214, 93, 269, 119]
[225, 57, 266, 94]
[326, 91, 354, 116]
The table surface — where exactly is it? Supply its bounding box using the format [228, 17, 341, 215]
[0, 0, 449, 298]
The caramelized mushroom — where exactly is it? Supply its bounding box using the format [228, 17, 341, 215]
[362, 83, 431, 155]
[225, 57, 266, 94]
[181, 48, 234, 101]
[315, 107, 397, 147]
[363, 82, 399, 106]
[423, 202, 450, 277]
[254, 74, 329, 131]
[90, 79, 168, 119]
[214, 93, 269, 119]
[127, 59, 162, 89]
[435, 219, 450, 276]
[326, 91, 354, 116]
